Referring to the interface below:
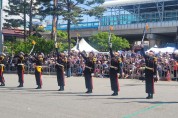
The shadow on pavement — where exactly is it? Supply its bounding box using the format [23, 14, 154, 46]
[107, 97, 146, 100]
[136, 101, 178, 104]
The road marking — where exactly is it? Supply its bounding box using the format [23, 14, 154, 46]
[122, 104, 163, 118]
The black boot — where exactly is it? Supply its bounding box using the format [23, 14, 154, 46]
[86, 89, 92, 93]
[146, 93, 151, 99]
[0, 83, 5, 86]
[36, 85, 41, 89]
[58, 86, 64, 91]
[150, 94, 153, 99]
[111, 91, 118, 96]
[17, 83, 23, 87]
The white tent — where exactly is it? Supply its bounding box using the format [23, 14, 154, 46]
[146, 45, 176, 54]
[71, 38, 99, 52]
[146, 45, 160, 54]
[159, 47, 176, 54]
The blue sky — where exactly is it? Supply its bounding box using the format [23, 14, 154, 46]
[44, 0, 112, 24]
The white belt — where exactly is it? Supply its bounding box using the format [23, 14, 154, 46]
[85, 66, 93, 70]
[18, 64, 24, 66]
[145, 66, 154, 71]
[110, 66, 118, 70]
[0, 64, 4, 66]
[56, 63, 64, 68]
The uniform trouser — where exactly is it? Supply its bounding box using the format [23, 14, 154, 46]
[57, 70, 65, 86]
[145, 77, 154, 94]
[0, 72, 5, 84]
[17, 70, 24, 84]
[174, 70, 178, 80]
[84, 73, 93, 90]
[35, 70, 42, 87]
[66, 68, 71, 77]
[110, 73, 120, 92]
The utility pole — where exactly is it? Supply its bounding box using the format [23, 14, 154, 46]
[0, 0, 4, 52]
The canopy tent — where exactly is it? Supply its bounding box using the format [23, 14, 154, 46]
[71, 38, 99, 53]
[146, 45, 176, 54]
[159, 47, 176, 54]
[146, 46, 160, 54]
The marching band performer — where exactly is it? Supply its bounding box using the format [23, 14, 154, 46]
[79, 51, 96, 93]
[14, 52, 25, 87]
[140, 45, 157, 99]
[55, 43, 67, 91]
[109, 43, 121, 96]
[0, 53, 6, 86]
[31, 54, 43, 89]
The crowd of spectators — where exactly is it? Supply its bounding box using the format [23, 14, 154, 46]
[3, 50, 178, 81]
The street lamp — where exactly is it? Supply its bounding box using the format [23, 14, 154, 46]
[0, 0, 4, 52]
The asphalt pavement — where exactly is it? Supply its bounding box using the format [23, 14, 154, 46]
[0, 74, 178, 118]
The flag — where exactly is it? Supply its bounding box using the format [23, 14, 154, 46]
[145, 23, 149, 31]
[32, 40, 36, 45]
[109, 26, 114, 31]
[77, 33, 80, 37]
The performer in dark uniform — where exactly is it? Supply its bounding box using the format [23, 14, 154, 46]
[14, 52, 25, 87]
[55, 46, 66, 91]
[79, 51, 95, 93]
[31, 54, 43, 89]
[109, 43, 121, 96]
[0, 53, 5, 86]
[140, 45, 157, 99]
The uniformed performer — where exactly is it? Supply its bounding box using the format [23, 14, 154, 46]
[79, 51, 96, 93]
[55, 45, 66, 91]
[109, 43, 121, 96]
[14, 52, 25, 87]
[0, 53, 5, 86]
[31, 54, 43, 89]
[172, 50, 178, 81]
[140, 45, 157, 99]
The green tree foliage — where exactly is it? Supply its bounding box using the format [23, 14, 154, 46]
[4, 31, 72, 54]
[39, 0, 105, 52]
[4, 0, 40, 36]
[56, 30, 74, 52]
[89, 32, 130, 52]
[4, 0, 26, 28]
[4, 36, 55, 54]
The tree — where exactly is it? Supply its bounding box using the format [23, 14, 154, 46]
[4, 36, 55, 54]
[4, 32, 72, 54]
[39, 0, 105, 53]
[56, 30, 74, 52]
[4, 0, 40, 38]
[4, 0, 25, 28]
[89, 32, 130, 51]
